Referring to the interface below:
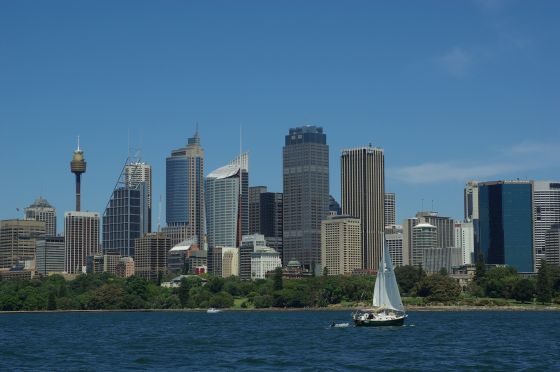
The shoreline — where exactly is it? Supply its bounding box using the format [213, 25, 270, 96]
[2, 304, 560, 314]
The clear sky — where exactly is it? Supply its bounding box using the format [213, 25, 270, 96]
[1, 0, 559, 233]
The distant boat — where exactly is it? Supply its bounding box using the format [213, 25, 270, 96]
[352, 241, 407, 327]
[207, 308, 222, 314]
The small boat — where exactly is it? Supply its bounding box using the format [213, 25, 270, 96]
[206, 308, 222, 314]
[353, 241, 407, 327]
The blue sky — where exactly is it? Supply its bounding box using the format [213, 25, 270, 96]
[1, 0, 559, 232]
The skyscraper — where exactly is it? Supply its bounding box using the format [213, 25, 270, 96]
[545, 224, 560, 266]
[464, 181, 480, 222]
[64, 211, 100, 274]
[166, 130, 205, 245]
[125, 162, 152, 232]
[321, 215, 362, 275]
[259, 192, 283, 263]
[283, 126, 329, 271]
[205, 153, 249, 274]
[249, 186, 267, 234]
[341, 146, 384, 270]
[134, 232, 171, 282]
[36, 236, 65, 275]
[24, 197, 56, 237]
[411, 223, 437, 267]
[454, 221, 475, 265]
[415, 211, 455, 249]
[532, 181, 560, 269]
[384, 193, 396, 227]
[478, 180, 533, 272]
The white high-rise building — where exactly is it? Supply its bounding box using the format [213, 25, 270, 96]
[251, 248, 281, 280]
[464, 181, 479, 222]
[532, 181, 560, 269]
[411, 223, 437, 267]
[36, 236, 65, 275]
[454, 221, 475, 265]
[64, 211, 100, 274]
[385, 225, 404, 267]
[125, 162, 152, 232]
[384, 193, 396, 227]
[25, 197, 57, 237]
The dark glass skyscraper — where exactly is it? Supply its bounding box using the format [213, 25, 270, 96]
[283, 126, 329, 271]
[478, 181, 533, 272]
[166, 130, 205, 244]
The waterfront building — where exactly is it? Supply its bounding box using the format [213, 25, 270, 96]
[64, 212, 100, 274]
[283, 126, 329, 272]
[423, 247, 463, 274]
[166, 130, 205, 245]
[411, 223, 437, 267]
[205, 153, 249, 274]
[321, 216, 362, 275]
[341, 146, 384, 270]
[532, 181, 560, 270]
[249, 186, 267, 234]
[384, 193, 396, 227]
[125, 162, 153, 232]
[478, 180, 533, 272]
[134, 232, 171, 281]
[545, 225, 560, 266]
[36, 236, 65, 275]
[24, 197, 56, 237]
[251, 247, 281, 280]
[0, 219, 46, 270]
[454, 221, 475, 265]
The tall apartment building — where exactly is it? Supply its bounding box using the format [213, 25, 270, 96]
[478, 180, 533, 272]
[532, 181, 560, 269]
[341, 146, 384, 270]
[134, 232, 171, 281]
[166, 130, 205, 245]
[321, 216, 362, 275]
[415, 212, 454, 249]
[36, 236, 65, 275]
[205, 153, 249, 274]
[64, 212, 100, 274]
[0, 219, 46, 269]
[24, 197, 56, 237]
[384, 193, 396, 227]
[283, 126, 329, 272]
[411, 223, 437, 267]
[125, 162, 152, 232]
[249, 186, 267, 235]
[454, 221, 475, 265]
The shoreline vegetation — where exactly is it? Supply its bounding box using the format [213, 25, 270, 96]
[1, 262, 559, 313]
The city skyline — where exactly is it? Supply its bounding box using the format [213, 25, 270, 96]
[1, 1, 560, 230]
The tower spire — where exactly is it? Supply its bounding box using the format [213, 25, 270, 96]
[70, 138, 87, 211]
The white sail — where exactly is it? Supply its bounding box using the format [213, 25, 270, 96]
[372, 242, 405, 312]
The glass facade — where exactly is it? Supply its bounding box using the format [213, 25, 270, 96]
[166, 156, 190, 224]
[478, 182, 533, 272]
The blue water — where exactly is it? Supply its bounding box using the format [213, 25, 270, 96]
[1, 311, 559, 371]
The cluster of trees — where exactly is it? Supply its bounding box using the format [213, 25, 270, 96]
[2, 262, 560, 312]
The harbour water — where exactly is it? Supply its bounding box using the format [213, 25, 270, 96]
[1, 310, 558, 370]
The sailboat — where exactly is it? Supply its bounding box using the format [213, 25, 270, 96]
[353, 241, 407, 327]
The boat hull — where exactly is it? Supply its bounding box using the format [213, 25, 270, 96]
[354, 316, 406, 327]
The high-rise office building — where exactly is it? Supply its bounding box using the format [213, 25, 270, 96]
[283, 126, 329, 271]
[545, 225, 560, 266]
[259, 192, 283, 263]
[239, 234, 267, 280]
[134, 232, 171, 281]
[329, 195, 342, 216]
[125, 162, 152, 232]
[411, 223, 437, 267]
[36, 236, 65, 275]
[384, 193, 396, 227]
[341, 146, 384, 270]
[24, 197, 56, 237]
[532, 181, 560, 270]
[103, 183, 149, 258]
[478, 180, 533, 272]
[166, 130, 205, 245]
[64, 211, 100, 274]
[249, 186, 267, 235]
[464, 181, 480, 222]
[0, 219, 45, 269]
[385, 225, 404, 267]
[205, 153, 249, 274]
[415, 212, 455, 249]
[321, 216, 362, 275]
[402, 218, 418, 266]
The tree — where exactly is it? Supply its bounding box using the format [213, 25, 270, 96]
[474, 252, 486, 284]
[273, 267, 283, 291]
[536, 260, 553, 304]
[415, 274, 461, 302]
[512, 278, 534, 304]
[395, 265, 425, 296]
[178, 278, 191, 308]
[47, 292, 57, 310]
